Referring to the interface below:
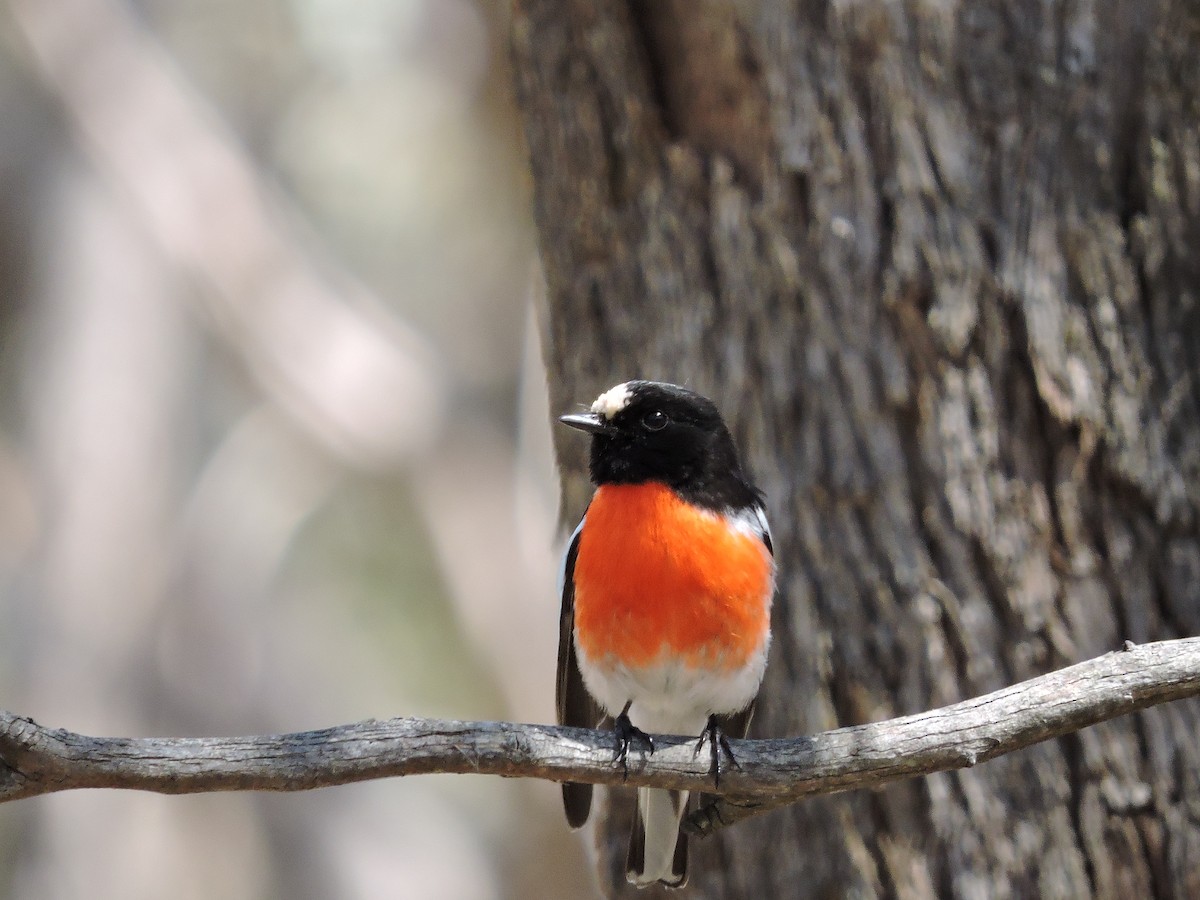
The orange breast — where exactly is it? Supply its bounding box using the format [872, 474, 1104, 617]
[573, 483, 773, 671]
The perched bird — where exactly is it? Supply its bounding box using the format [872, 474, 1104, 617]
[557, 380, 775, 889]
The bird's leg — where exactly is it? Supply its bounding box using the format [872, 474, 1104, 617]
[694, 715, 741, 789]
[612, 700, 654, 780]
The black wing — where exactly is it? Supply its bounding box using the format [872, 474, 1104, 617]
[556, 516, 603, 829]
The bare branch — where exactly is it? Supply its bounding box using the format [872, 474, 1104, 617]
[3, 639, 1199, 837]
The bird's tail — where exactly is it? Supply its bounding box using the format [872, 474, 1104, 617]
[626, 787, 688, 889]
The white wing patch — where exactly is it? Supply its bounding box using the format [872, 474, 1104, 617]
[726, 504, 773, 551]
[591, 382, 633, 419]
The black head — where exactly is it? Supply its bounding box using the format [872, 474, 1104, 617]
[559, 381, 759, 510]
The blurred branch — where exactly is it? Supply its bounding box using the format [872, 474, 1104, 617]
[9, 0, 445, 466]
[3, 639, 1199, 832]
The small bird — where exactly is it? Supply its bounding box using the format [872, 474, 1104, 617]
[556, 380, 775, 889]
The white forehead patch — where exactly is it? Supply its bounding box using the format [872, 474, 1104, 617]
[591, 382, 633, 420]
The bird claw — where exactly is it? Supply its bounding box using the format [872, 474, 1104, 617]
[694, 716, 740, 789]
[613, 709, 654, 781]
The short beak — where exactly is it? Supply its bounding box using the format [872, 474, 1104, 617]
[558, 411, 614, 435]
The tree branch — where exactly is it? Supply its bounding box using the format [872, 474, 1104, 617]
[3, 640, 1199, 836]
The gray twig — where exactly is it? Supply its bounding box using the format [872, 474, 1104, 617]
[2, 639, 1198, 837]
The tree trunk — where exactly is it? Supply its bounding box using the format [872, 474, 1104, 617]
[509, 1, 1200, 897]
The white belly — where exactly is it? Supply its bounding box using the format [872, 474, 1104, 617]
[577, 636, 770, 736]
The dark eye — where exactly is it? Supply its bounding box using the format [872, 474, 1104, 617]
[642, 410, 668, 431]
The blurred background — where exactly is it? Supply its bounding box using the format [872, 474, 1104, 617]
[0, 0, 597, 896]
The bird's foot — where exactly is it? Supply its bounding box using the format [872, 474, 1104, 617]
[613, 702, 654, 781]
[694, 716, 740, 789]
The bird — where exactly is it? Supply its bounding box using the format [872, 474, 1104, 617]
[556, 380, 775, 889]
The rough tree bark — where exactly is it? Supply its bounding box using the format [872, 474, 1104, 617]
[510, 2, 1200, 897]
